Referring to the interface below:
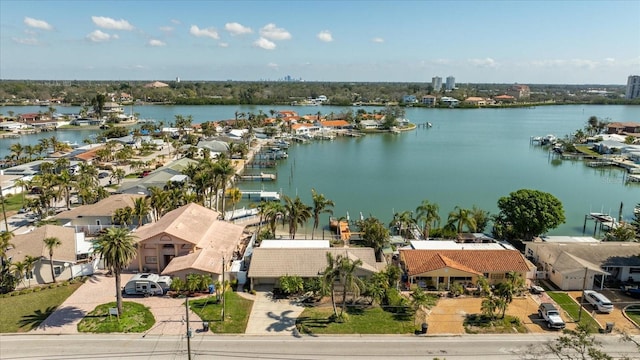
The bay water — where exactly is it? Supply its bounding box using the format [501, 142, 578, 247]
[1, 104, 639, 236]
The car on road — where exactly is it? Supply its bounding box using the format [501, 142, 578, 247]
[530, 285, 545, 294]
[538, 303, 565, 329]
[583, 290, 614, 313]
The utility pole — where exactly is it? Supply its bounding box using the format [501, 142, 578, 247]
[222, 256, 225, 322]
[185, 295, 192, 360]
[578, 267, 588, 322]
[0, 184, 8, 232]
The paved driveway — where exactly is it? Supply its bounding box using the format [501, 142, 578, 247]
[32, 271, 204, 335]
[567, 290, 640, 334]
[244, 289, 305, 335]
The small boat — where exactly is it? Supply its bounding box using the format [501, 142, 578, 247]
[427, 122, 433, 128]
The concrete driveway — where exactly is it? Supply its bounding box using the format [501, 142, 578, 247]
[567, 290, 640, 334]
[244, 289, 305, 335]
[31, 271, 204, 335]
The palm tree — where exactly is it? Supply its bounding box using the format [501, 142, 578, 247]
[56, 169, 76, 210]
[446, 206, 477, 235]
[10, 261, 27, 288]
[311, 189, 334, 239]
[23, 255, 38, 287]
[321, 252, 340, 318]
[337, 254, 364, 318]
[390, 210, 414, 238]
[132, 197, 151, 227]
[264, 201, 286, 236]
[283, 195, 312, 239]
[9, 143, 24, 163]
[470, 205, 491, 233]
[43, 237, 62, 283]
[213, 157, 236, 212]
[415, 200, 440, 239]
[358, 216, 389, 261]
[93, 227, 137, 315]
[112, 206, 134, 228]
[226, 188, 242, 217]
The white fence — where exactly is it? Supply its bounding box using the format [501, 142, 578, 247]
[71, 258, 99, 278]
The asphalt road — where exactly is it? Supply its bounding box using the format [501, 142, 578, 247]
[1, 334, 638, 360]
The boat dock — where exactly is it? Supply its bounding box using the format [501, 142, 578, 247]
[587, 161, 616, 167]
[237, 172, 277, 181]
[582, 212, 618, 237]
[244, 160, 276, 168]
[238, 190, 280, 201]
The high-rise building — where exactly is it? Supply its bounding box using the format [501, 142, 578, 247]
[626, 75, 640, 99]
[432, 76, 442, 92]
[445, 76, 455, 91]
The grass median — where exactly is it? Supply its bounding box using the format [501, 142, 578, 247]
[296, 306, 415, 335]
[547, 292, 600, 332]
[189, 292, 253, 333]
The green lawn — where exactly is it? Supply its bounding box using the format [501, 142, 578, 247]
[1, 192, 26, 214]
[464, 314, 527, 334]
[624, 305, 640, 326]
[296, 306, 415, 335]
[547, 292, 600, 332]
[0, 282, 84, 333]
[77, 301, 155, 333]
[574, 145, 601, 157]
[189, 292, 253, 333]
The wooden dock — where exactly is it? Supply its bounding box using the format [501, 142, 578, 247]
[244, 161, 276, 168]
[237, 172, 277, 181]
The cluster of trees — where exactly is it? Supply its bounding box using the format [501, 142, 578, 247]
[2, 80, 637, 108]
[279, 255, 429, 323]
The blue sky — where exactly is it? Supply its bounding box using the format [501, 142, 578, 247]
[1, 0, 639, 84]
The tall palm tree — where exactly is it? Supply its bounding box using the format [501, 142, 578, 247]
[0, 231, 15, 285]
[93, 227, 137, 315]
[446, 206, 477, 235]
[149, 186, 169, 221]
[264, 201, 286, 236]
[132, 197, 151, 227]
[43, 237, 62, 283]
[213, 156, 236, 212]
[390, 210, 414, 238]
[227, 188, 242, 217]
[338, 254, 364, 318]
[311, 189, 335, 239]
[56, 169, 76, 210]
[415, 200, 440, 239]
[112, 206, 134, 228]
[283, 195, 312, 239]
[9, 143, 24, 163]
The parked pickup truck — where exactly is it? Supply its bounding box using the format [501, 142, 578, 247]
[538, 303, 566, 329]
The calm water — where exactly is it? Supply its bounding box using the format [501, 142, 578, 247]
[2, 104, 639, 235]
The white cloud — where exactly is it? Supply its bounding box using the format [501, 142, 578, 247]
[171, 19, 181, 25]
[24, 17, 53, 30]
[604, 57, 615, 63]
[86, 30, 117, 42]
[91, 16, 134, 30]
[225, 22, 252, 35]
[12, 37, 39, 45]
[259, 23, 291, 41]
[189, 25, 219, 39]
[219, 42, 229, 48]
[529, 58, 599, 69]
[372, 37, 384, 43]
[468, 57, 498, 68]
[267, 62, 279, 69]
[317, 30, 333, 42]
[254, 37, 276, 50]
[149, 39, 166, 47]
[159, 26, 173, 32]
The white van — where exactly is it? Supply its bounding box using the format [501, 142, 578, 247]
[584, 290, 614, 313]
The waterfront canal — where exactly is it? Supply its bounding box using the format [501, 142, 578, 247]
[1, 104, 639, 235]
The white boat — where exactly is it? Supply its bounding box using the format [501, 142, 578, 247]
[634, 206, 640, 215]
[427, 122, 433, 128]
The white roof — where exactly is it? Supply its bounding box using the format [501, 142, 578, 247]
[540, 236, 600, 243]
[410, 240, 507, 250]
[259, 240, 330, 248]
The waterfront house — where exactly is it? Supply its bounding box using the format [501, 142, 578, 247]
[494, 94, 516, 103]
[464, 97, 488, 106]
[606, 122, 640, 136]
[525, 242, 640, 290]
[319, 120, 351, 130]
[247, 247, 384, 288]
[440, 97, 460, 107]
[55, 194, 147, 234]
[292, 123, 319, 136]
[421, 95, 437, 106]
[506, 84, 531, 99]
[402, 95, 418, 104]
[360, 120, 383, 130]
[5, 225, 96, 286]
[399, 249, 535, 290]
[0, 121, 31, 131]
[103, 102, 124, 114]
[131, 203, 248, 282]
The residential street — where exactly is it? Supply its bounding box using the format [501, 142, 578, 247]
[1, 334, 638, 360]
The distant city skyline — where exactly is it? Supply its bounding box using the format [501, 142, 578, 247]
[1, 0, 639, 84]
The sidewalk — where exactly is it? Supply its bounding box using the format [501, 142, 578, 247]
[32, 271, 204, 335]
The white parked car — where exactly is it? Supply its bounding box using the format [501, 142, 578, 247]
[583, 290, 614, 313]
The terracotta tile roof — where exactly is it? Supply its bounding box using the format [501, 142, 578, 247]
[6, 225, 77, 263]
[607, 122, 640, 128]
[321, 120, 350, 127]
[400, 249, 532, 277]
